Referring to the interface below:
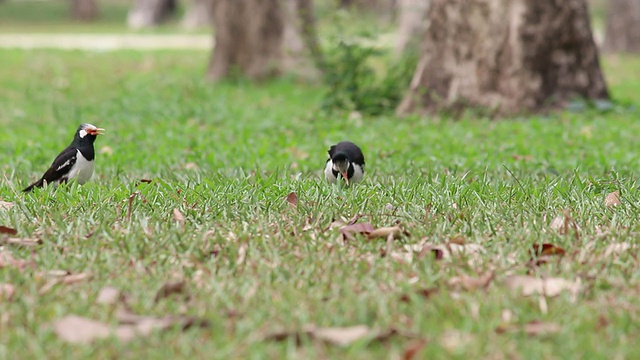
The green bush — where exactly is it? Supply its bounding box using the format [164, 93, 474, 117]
[320, 39, 417, 116]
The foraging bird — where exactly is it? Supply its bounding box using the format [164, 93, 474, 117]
[324, 141, 365, 186]
[23, 123, 104, 192]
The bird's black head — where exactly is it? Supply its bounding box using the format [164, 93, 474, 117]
[75, 123, 104, 143]
[331, 152, 351, 181]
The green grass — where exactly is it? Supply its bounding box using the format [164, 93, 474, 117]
[2, 49, 640, 359]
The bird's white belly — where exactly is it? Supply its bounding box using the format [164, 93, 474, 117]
[324, 161, 364, 184]
[67, 150, 94, 185]
[324, 161, 337, 183]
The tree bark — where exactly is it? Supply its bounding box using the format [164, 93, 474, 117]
[339, 0, 396, 12]
[127, 0, 177, 29]
[603, 0, 640, 53]
[397, 0, 609, 116]
[71, 0, 99, 21]
[182, 0, 214, 29]
[395, 0, 430, 54]
[208, 0, 321, 81]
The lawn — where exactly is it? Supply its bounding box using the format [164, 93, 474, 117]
[1, 47, 640, 359]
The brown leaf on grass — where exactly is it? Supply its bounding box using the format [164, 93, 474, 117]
[39, 272, 92, 295]
[449, 270, 494, 291]
[512, 154, 532, 161]
[52, 315, 113, 344]
[449, 236, 466, 245]
[367, 226, 401, 240]
[236, 243, 248, 266]
[0, 250, 32, 270]
[603, 242, 633, 258]
[604, 191, 621, 207]
[505, 275, 581, 297]
[0, 226, 17, 235]
[311, 325, 372, 346]
[400, 287, 438, 303]
[0, 200, 14, 210]
[285, 192, 298, 208]
[1, 237, 41, 247]
[339, 222, 374, 241]
[184, 162, 199, 171]
[0, 283, 15, 301]
[99, 145, 113, 155]
[154, 280, 186, 303]
[96, 286, 122, 305]
[62, 272, 92, 284]
[265, 325, 401, 347]
[531, 243, 566, 257]
[403, 339, 427, 360]
[52, 313, 210, 344]
[523, 320, 561, 336]
[139, 179, 153, 184]
[173, 208, 185, 222]
[549, 210, 580, 238]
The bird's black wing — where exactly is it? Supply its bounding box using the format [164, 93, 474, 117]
[42, 147, 78, 183]
[24, 147, 78, 192]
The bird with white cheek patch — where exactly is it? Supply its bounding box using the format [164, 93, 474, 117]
[23, 123, 105, 192]
[324, 141, 365, 186]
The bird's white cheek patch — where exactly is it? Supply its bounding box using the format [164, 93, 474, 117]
[78, 129, 88, 138]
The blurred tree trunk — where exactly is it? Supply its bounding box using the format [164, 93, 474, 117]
[397, 0, 609, 116]
[71, 0, 99, 21]
[182, 0, 214, 29]
[128, 0, 177, 29]
[339, 0, 395, 11]
[603, 0, 640, 53]
[208, 0, 321, 81]
[395, 0, 429, 54]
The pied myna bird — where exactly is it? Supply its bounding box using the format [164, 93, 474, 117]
[23, 123, 105, 192]
[324, 141, 365, 186]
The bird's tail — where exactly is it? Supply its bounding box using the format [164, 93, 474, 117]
[23, 178, 44, 192]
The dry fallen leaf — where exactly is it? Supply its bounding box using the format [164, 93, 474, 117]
[173, 208, 185, 222]
[1, 237, 41, 247]
[604, 191, 621, 207]
[449, 270, 494, 291]
[403, 339, 427, 360]
[52, 313, 209, 344]
[52, 315, 113, 344]
[367, 226, 406, 240]
[155, 280, 186, 303]
[99, 145, 113, 155]
[265, 324, 400, 347]
[96, 286, 121, 305]
[285, 192, 298, 208]
[0, 200, 14, 210]
[310, 325, 372, 346]
[236, 243, 248, 266]
[39, 272, 92, 294]
[448, 236, 466, 245]
[549, 210, 579, 238]
[339, 222, 374, 241]
[0, 283, 15, 301]
[184, 162, 199, 171]
[0, 250, 32, 270]
[505, 275, 581, 297]
[0, 226, 17, 235]
[531, 243, 566, 257]
[62, 272, 92, 284]
[523, 320, 561, 336]
[603, 242, 633, 258]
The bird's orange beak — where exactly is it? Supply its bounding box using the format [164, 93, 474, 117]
[87, 128, 105, 136]
[342, 171, 349, 186]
